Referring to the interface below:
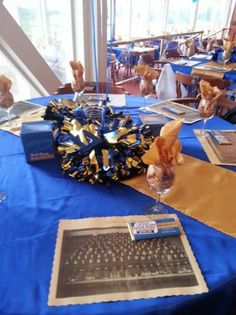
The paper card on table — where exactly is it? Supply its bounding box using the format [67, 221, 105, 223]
[191, 54, 212, 60]
[0, 107, 45, 136]
[139, 113, 168, 125]
[171, 60, 188, 65]
[0, 100, 44, 125]
[82, 93, 126, 107]
[48, 215, 208, 306]
[194, 129, 236, 165]
[147, 101, 202, 124]
[182, 60, 202, 67]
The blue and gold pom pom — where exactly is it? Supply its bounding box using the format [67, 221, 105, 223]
[44, 98, 153, 184]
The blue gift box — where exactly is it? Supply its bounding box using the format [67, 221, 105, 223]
[21, 121, 55, 163]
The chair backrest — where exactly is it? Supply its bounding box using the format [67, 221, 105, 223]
[163, 49, 180, 59]
[54, 83, 73, 94]
[176, 72, 196, 98]
[138, 53, 154, 67]
[169, 94, 202, 108]
[216, 90, 236, 118]
[170, 91, 236, 121]
[54, 82, 128, 95]
[175, 72, 231, 98]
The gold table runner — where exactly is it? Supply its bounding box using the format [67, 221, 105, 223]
[121, 155, 236, 237]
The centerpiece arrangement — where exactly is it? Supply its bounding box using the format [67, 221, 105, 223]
[44, 96, 154, 184]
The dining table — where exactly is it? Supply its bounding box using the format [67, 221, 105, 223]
[112, 45, 158, 64]
[170, 55, 236, 89]
[156, 56, 236, 100]
[1, 94, 236, 315]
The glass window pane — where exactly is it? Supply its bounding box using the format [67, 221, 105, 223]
[0, 51, 40, 101]
[115, 0, 131, 40]
[149, 0, 165, 36]
[166, 0, 196, 33]
[195, 0, 228, 34]
[130, 0, 149, 38]
[4, 0, 73, 82]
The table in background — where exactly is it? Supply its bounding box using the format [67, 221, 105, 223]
[112, 45, 158, 65]
[171, 58, 236, 89]
[1, 95, 236, 315]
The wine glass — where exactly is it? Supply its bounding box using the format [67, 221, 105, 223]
[140, 79, 153, 109]
[0, 92, 14, 126]
[198, 98, 217, 137]
[145, 164, 175, 215]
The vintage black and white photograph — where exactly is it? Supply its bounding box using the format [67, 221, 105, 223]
[48, 215, 208, 306]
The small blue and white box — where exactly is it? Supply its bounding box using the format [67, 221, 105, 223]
[127, 216, 181, 241]
[21, 121, 55, 163]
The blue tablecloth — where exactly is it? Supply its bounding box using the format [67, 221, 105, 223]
[1, 95, 236, 315]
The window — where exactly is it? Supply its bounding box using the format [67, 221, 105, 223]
[0, 51, 39, 100]
[130, 0, 149, 38]
[195, 0, 229, 34]
[114, 0, 131, 40]
[148, 0, 165, 36]
[166, 0, 196, 33]
[4, 0, 73, 82]
[114, 0, 235, 40]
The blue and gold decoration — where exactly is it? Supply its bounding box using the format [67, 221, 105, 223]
[44, 98, 153, 184]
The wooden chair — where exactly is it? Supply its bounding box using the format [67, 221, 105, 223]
[175, 71, 231, 98]
[163, 49, 181, 59]
[176, 72, 198, 98]
[216, 90, 236, 119]
[169, 94, 202, 108]
[54, 82, 129, 95]
[169, 91, 236, 122]
[138, 53, 155, 67]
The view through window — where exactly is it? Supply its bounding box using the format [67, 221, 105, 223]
[114, 0, 235, 40]
[0, 50, 39, 101]
[4, 0, 73, 83]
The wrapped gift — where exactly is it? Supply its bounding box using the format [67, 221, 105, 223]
[21, 121, 55, 163]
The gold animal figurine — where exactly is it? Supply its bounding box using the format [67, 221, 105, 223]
[0, 75, 14, 109]
[70, 61, 85, 92]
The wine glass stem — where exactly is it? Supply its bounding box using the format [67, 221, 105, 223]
[155, 193, 161, 210]
[201, 119, 207, 136]
[7, 108, 11, 120]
